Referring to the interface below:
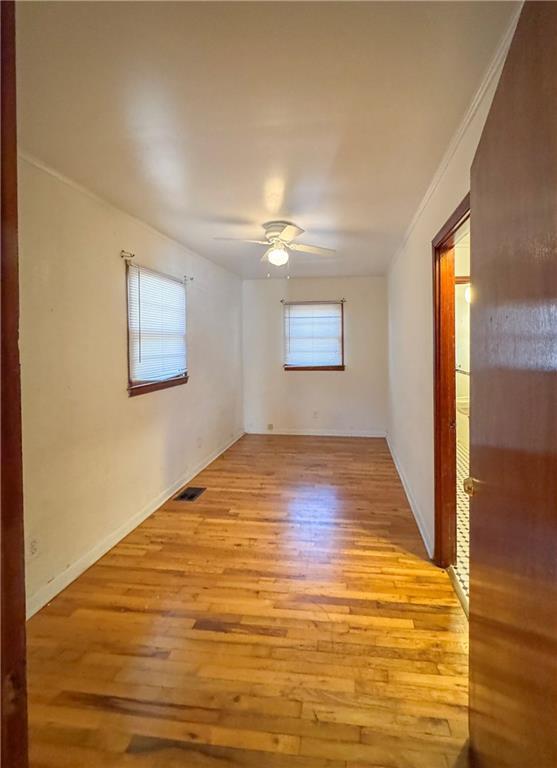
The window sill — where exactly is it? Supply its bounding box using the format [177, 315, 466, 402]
[283, 365, 345, 372]
[128, 374, 188, 397]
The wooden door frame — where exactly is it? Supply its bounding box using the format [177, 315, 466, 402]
[432, 193, 470, 568]
[1, 1, 30, 765]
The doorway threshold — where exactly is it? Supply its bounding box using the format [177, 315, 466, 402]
[448, 565, 469, 618]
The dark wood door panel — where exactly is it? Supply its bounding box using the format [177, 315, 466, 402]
[1, 1, 29, 765]
[469, 2, 557, 766]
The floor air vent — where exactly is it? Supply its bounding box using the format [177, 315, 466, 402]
[174, 486, 206, 502]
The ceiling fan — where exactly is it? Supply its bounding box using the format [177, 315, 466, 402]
[215, 220, 335, 266]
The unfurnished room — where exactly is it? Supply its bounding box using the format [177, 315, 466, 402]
[1, 2, 556, 767]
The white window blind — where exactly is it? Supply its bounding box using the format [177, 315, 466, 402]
[127, 263, 187, 387]
[283, 301, 344, 368]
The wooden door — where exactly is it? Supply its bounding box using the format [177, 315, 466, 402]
[1, 1, 29, 765]
[469, 3, 557, 766]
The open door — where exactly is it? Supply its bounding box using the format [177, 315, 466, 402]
[1, 1, 29, 765]
[469, 3, 557, 766]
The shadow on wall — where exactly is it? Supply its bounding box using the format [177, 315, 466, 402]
[449, 743, 471, 768]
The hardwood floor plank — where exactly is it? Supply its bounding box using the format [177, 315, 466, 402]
[27, 435, 468, 767]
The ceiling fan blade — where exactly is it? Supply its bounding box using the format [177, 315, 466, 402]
[289, 243, 336, 256]
[214, 238, 269, 244]
[278, 224, 304, 242]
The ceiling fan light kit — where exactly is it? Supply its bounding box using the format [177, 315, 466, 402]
[266, 244, 289, 266]
[214, 219, 336, 269]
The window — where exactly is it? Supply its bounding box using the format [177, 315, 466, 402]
[127, 263, 187, 396]
[283, 301, 345, 370]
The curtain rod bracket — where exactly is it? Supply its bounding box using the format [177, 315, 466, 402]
[122, 252, 193, 283]
[280, 298, 346, 304]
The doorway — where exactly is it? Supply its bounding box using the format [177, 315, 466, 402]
[453, 221, 470, 602]
[432, 194, 470, 612]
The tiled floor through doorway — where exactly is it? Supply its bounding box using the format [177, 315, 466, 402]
[455, 442, 470, 600]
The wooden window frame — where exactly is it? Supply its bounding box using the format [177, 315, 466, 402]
[128, 374, 189, 398]
[283, 300, 345, 372]
[125, 261, 189, 397]
[432, 193, 470, 568]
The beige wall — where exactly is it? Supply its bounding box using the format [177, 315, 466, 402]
[19, 158, 244, 615]
[386, 51, 510, 555]
[243, 276, 388, 437]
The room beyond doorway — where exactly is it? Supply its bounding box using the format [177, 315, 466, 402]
[432, 195, 471, 613]
[453, 221, 471, 603]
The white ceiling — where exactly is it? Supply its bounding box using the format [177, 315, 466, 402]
[16, 2, 517, 278]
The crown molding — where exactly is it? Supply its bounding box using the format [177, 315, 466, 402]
[388, 3, 522, 273]
[17, 150, 240, 282]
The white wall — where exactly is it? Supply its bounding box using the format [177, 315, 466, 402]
[386, 31, 515, 556]
[243, 277, 388, 437]
[19, 157, 244, 615]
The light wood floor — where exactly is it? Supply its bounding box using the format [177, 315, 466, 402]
[27, 435, 469, 768]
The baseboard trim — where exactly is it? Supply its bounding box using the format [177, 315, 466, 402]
[245, 428, 387, 438]
[386, 436, 434, 558]
[26, 431, 245, 618]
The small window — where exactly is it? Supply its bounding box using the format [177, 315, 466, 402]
[127, 263, 187, 396]
[283, 301, 345, 371]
